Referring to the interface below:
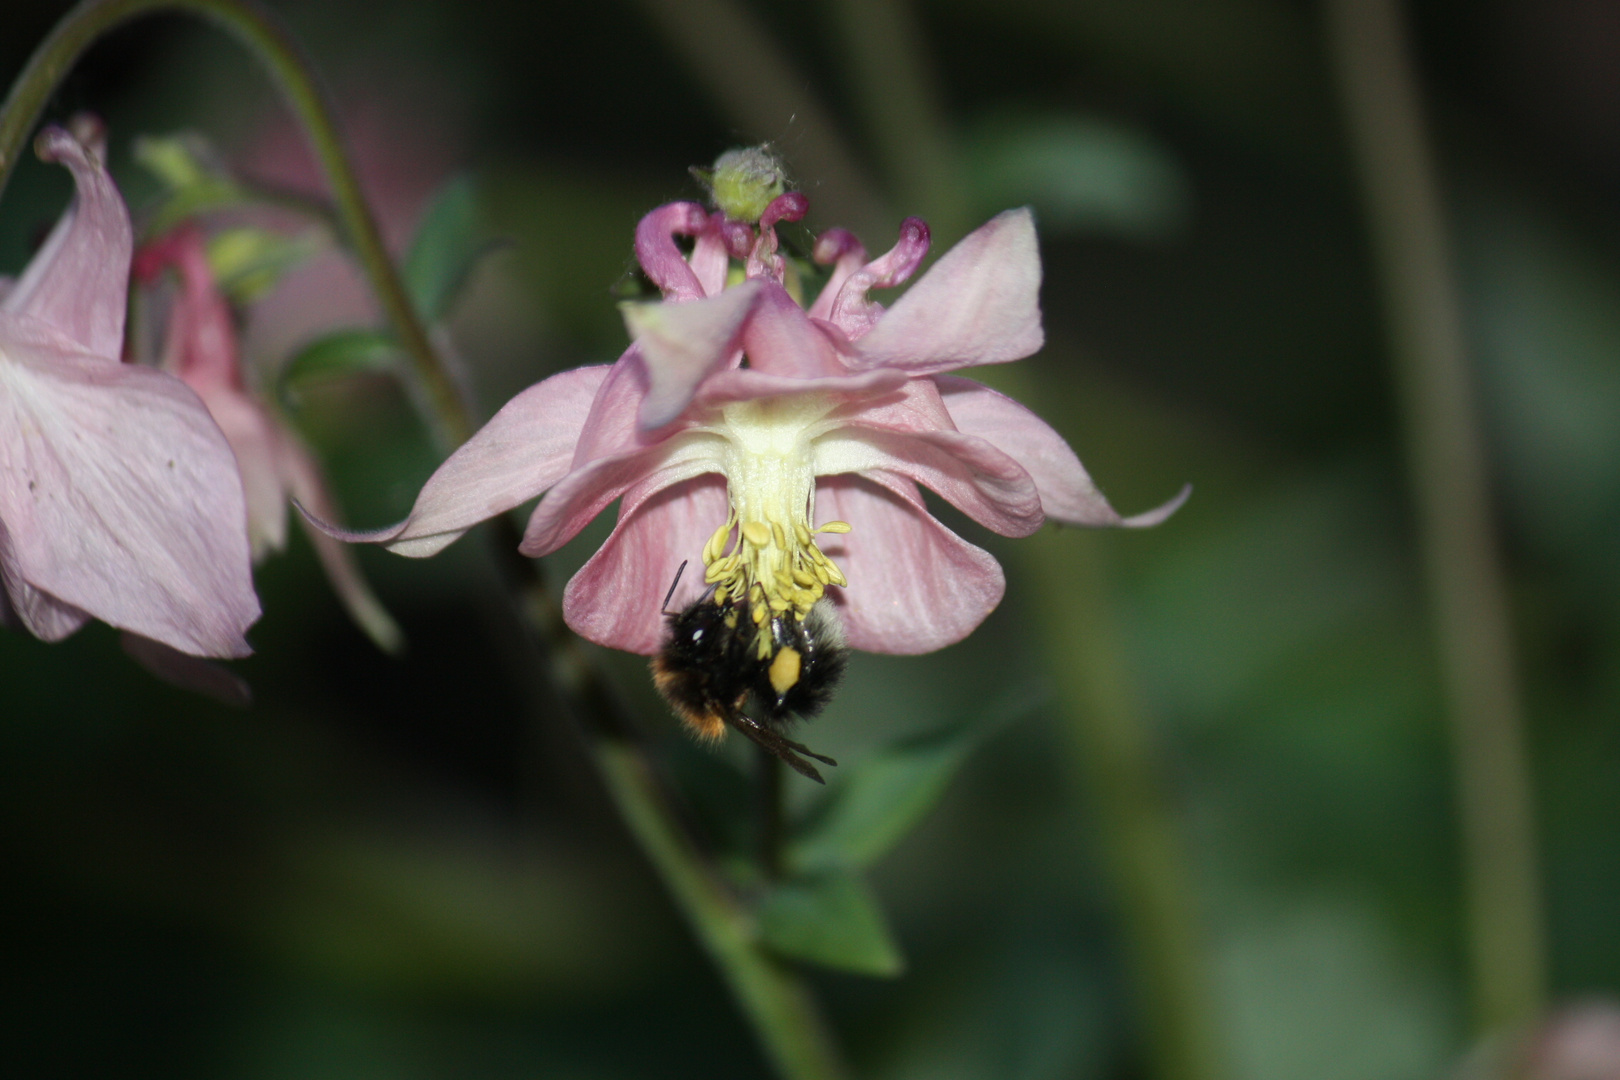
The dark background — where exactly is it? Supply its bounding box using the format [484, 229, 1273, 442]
[2, 1, 1617, 1077]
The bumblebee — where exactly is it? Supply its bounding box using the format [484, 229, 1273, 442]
[652, 579, 846, 783]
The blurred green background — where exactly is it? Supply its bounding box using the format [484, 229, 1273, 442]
[2, 0, 1617, 1077]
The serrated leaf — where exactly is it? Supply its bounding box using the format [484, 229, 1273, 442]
[757, 871, 904, 977]
[404, 176, 497, 322]
[787, 690, 1041, 875]
[281, 328, 401, 391]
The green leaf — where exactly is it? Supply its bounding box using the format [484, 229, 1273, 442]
[788, 690, 1041, 875]
[134, 134, 257, 237]
[965, 113, 1190, 240]
[281, 328, 401, 392]
[403, 176, 498, 322]
[756, 870, 904, 977]
[207, 226, 325, 305]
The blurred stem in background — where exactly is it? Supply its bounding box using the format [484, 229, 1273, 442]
[1323, 0, 1547, 1033]
[0, 3, 849, 1077]
[824, 2, 1225, 1077]
[1028, 529, 1225, 1080]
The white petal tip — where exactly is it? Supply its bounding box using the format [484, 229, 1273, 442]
[1120, 483, 1192, 528]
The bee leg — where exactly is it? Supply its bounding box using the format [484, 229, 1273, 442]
[724, 713, 836, 783]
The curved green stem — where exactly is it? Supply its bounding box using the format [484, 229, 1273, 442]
[1, 4, 849, 1076]
[0, 0, 467, 446]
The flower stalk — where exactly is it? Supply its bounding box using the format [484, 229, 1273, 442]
[1324, 0, 1547, 1033]
[0, 3, 848, 1076]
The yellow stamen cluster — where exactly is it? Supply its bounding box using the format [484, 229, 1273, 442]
[702, 511, 850, 657]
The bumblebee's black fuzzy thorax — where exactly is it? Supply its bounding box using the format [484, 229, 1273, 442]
[652, 596, 847, 782]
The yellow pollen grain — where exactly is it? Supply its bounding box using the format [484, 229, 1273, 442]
[742, 521, 771, 547]
[751, 603, 767, 625]
[794, 523, 813, 547]
[713, 585, 730, 605]
[812, 563, 830, 584]
[773, 569, 796, 591]
[768, 647, 802, 696]
[816, 520, 852, 534]
[791, 568, 816, 587]
[769, 597, 791, 613]
[824, 560, 847, 587]
[703, 522, 731, 564]
[771, 521, 787, 549]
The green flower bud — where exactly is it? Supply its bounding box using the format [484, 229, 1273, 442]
[693, 145, 789, 223]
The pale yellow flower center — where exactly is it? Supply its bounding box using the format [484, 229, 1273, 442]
[698, 396, 850, 657]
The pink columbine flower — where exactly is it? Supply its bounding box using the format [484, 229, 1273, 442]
[325, 188, 1183, 657]
[132, 225, 402, 653]
[0, 126, 258, 657]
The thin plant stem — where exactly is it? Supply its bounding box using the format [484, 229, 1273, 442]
[825, 5, 1224, 1075]
[1027, 528, 1224, 1080]
[0, 4, 850, 1076]
[1323, 0, 1546, 1032]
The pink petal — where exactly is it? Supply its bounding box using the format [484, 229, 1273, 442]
[846, 208, 1043, 374]
[278, 432, 404, 653]
[121, 632, 252, 707]
[201, 385, 289, 559]
[0, 526, 90, 641]
[0, 330, 259, 656]
[695, 366, 909, 408]
[1, 126, 131, 361]
[737, 282, 844, 378]
[814, 378, 1044, 536]
[806, 228, 867, 321]
[562, 472, 730, 654]
[812, 471, 1005, 654]
[634, 202, 711, 301]
[136, 225, 243, 393]
[316, 365, 610, 557]
[623, 279, 762, 430]
[518, 436, 721, 558]
[688, 213, 738, 298]
[933, 374, 1187, 527]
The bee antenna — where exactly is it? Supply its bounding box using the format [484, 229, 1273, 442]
[662, 560, 689, 615]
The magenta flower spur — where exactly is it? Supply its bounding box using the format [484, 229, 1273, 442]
[317, 159, 1185, 774]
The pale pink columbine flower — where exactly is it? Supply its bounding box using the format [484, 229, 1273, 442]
[133, 225, 403, 653]
[0, 126, 258, 657]
[328, 187, 1184, 656]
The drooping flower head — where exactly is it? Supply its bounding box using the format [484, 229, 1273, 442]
[322, 149, 1184, 667]
[132, 225, 402, 653]
[0, 126, 259, 657]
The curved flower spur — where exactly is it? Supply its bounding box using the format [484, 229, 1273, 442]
[314, 149, 1186, 779]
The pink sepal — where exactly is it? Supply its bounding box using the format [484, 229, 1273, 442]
[562, 472, 730, 654]
[278, 434, 405, 653]
[814, 472, 1005, 654]
[817, 376, 1043, 536]
[312, 365, 609, 557]
[0, 331, 259, 657]
[847, 208, 1043, 373]
[623, 279, 763, 429]
[2, 127, 130, 361]
[935, 375, 1190, 527]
